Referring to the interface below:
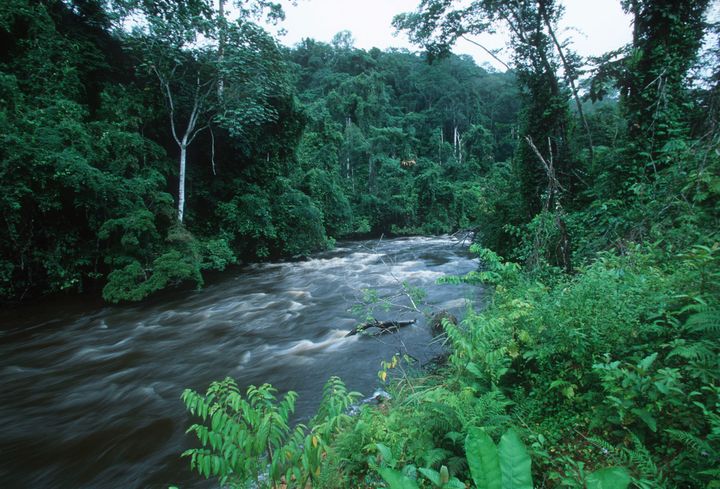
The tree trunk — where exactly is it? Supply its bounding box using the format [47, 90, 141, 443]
[368, 156, 375, 193]
[453, 125, 458, 159]
[345, 319, 416, 337]
[178, 143, 187, 222]
[539, 3, 594, 161]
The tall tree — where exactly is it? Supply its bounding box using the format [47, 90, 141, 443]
[394, 0, 575, 213]
[622, 0, 711, 167]
[124, 0, 287, 222]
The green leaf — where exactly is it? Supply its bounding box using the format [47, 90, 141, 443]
[418, 467, 441, 486]
[498, 429, 532, 489]
[465, 427, 502, 489]
[637, 352, 658, 371]
[445, 479, 467, 489]
[376, 443, 396, 466]
[586, 467, 631, 489]
[466, 362, 484, 378]
[631, 408, 658, 432]
[379, 467, 421, 489]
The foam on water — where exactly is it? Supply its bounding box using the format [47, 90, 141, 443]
[276, 330, 350, 356]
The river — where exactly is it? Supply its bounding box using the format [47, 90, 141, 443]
[0, 236, 480, 488]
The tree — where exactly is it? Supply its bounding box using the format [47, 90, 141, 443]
[125, 0, 288, 222]
[621, 0, 711, 167]
[394, 0, 575, 213]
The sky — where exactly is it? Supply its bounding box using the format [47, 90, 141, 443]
[265, 0, 634, 71]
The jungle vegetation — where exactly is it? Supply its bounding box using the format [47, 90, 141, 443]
[2, 0, 719, 487]
[0, 0, 519, 303]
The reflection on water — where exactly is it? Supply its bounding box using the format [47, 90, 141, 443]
[0, 236, 480, 488]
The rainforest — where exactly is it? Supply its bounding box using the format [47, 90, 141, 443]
[0, 0, 718, 488]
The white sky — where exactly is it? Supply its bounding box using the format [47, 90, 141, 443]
[266, 0, 633, 71]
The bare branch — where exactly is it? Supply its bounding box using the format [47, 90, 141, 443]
[209, 124, 217, 175]
[460, 35, 511, 71]
[187, 122, 210, 146]
[153, 65, 181, 145]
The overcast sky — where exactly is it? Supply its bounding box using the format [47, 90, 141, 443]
[264, 0, 633, 71]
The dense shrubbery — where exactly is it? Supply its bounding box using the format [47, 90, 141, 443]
[445, 240, 719, 487]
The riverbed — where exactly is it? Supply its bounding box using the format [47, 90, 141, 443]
[0, 236, 480, 488]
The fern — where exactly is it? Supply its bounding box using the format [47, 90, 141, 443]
[665, 428, 714, 456]
[421, 447, 451, 469]
[180, 376, 367, 488]
[685, 306, 720, 334]
[621, 435, 664, 487]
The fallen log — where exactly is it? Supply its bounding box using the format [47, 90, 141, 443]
[345, 319, 416, 337]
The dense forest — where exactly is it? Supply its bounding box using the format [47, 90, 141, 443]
[2, 0, 719, 488]
[0, 0, 519, 303]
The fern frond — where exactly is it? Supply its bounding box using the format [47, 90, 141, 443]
[685, 308, 720, 334]
[667, 340, 717, 362]
[623, 434, 662, 483]
[421, 447, 451, 468]
[665, 429, 714, 456]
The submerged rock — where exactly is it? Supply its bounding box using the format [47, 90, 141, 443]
[429, 310, 458, 336]
[348, 389, 393, 416]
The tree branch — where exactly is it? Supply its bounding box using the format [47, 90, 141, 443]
[539, 3, 594, 160]
[209, 124, 217, 175]
[460, 35, 511, 71]
[153, 65, 181, 145]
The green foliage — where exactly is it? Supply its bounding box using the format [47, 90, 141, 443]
[102, 224, 239, 302]
[0, 0, 332, 302]
[465, 428, 502, 489]
[272, 182, 330, 256]
[419, 465, 465, 489]
[378, 467, 421, 489]
[180, 376, 360, 488]
[585, 467, 631, 489]
[0, 0, 526, 302]
[300, 168, 354, 237]
[498, 429, 533, 489]
[181, 379, 299, 487]
[439, 241, 720, 487]
[290, 39, 520, 238]
[5, 2, 720, 488]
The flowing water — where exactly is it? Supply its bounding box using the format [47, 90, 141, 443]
[0, 236, 481, 488]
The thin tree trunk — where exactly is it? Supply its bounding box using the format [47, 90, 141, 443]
[439, 128, 443, 163]
[178, 143, 187, 222]
[453, 125, 458, 157]
[368, 156, 375, 193]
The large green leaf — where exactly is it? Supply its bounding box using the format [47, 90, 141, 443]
[498, 429, 532, 489]
[586, 467, 631, 489]
[378, 467, 421, 489]
[376, 443, 395, 465]
[465, 427, 502, 489]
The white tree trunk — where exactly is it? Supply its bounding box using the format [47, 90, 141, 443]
[178, 143, 187, 222]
